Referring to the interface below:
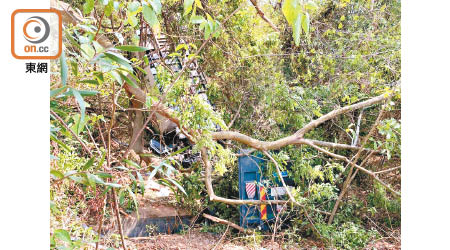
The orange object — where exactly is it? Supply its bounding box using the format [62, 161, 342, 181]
[260, 186, 267, 220]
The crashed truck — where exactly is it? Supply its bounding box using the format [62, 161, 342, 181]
[127, 34, 293, 231]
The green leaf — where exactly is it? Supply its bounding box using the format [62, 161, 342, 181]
[128, 15, 138, 28]
[305, 1, 318, 11]
[293, 13, 303, 46]
[60, 50, 68, 86]
[136, 171, 145, 194]
[54, 229, 72, 243]
[113, 166, 130, 171]
[115, 45, 149, 52]
[65, 31, 81, 51]
[96, 172, 113, 179]
[71, 89, 86, 132]
[96, 151, 106, 170]
[105, 0, 114, 16]
[195, 0, 203, 9]
[82, 157, 96, 171]
[51, 170, 64, 179]
[109, 70, 123, 86]
[77, 90, 98, 96]
[184, 0, 194, 16]
[128, 1, 141, 13]
[159, 178, 186, 195]
[51, 86, 68, 98]
[89, 174, 106, 184]
[282, 0, 300, 26]
[301, 12, 310, 35]
[142, 5, 159, 28]
[204, 25, 212, 39]
[175, 44, 188, 51]
[123, 159, 141, 169]
[118, 72, 138, 88]
[119, 189, 126, 205]
[50, 201, 60, 215]
[169, 146, 189, 157]
[126, 186, 139, 218]
[50, 134, 70, 151]
[79, 79, 99, 85]
[103, 52, 133, 72]
[149, 0, 162, 15]
[149, 164, 162, 179]
[104, 182, 122, 188]
[190, 15, 205, 24]
[212, 21, 221, 38]
[81, 44, 95, 60]
[83, 0, 94, 15]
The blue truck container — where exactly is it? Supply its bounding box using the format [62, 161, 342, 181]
[238, 150, 291, 230]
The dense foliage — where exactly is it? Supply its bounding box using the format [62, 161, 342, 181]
[50, 0, 401, 249]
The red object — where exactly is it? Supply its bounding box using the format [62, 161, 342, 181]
[260, 186, 267, 220]
[245, 182, 256, 199]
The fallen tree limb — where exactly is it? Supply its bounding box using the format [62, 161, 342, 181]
[203, 213, 250, 234]
[212, 89, 398, 151]
[295, 86, 398, 137]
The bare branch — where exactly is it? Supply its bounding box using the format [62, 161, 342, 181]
[249, 0, 280, 32]
[203, 213, 249, 234]
[374, 166, 401, 175]
[296, 90, 397, 137]
[212, 89, 397, 151]
[308, 139, 382, 154]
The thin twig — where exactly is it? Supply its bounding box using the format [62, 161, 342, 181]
[108, 82, 127, 250]
[249, 0, 280, 32]
[95, 196, 107, 250]
[50, 110, 93, 157]
[374, 166, 401, 175]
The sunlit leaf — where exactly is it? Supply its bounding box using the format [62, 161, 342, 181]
[302, 12, 310, 35]
[293, 13, 303, 46]
[184, 0, 194, 16]
[60, 50, 68, 86]
[82, 157, 96, 171]
[142, 5, 159, 28]
[51, 170, 64, 179]
[149, 0, 162, 15]
[54, 229, 72, 243]
[116, 45, 149, 52]
[83, 0, 94, 15]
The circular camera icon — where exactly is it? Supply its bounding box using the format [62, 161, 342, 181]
[23, 16, 50, 44]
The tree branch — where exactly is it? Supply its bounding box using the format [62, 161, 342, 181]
[203, 213, 249, 234]
[212, 89, 397, 151]
[295, 88, 398, 137]
[249, 0, 280, 32]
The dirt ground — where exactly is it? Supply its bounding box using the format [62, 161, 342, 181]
[122, 228, 400, 250]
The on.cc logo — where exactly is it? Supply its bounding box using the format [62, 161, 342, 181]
[23, 16, 50, 44]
